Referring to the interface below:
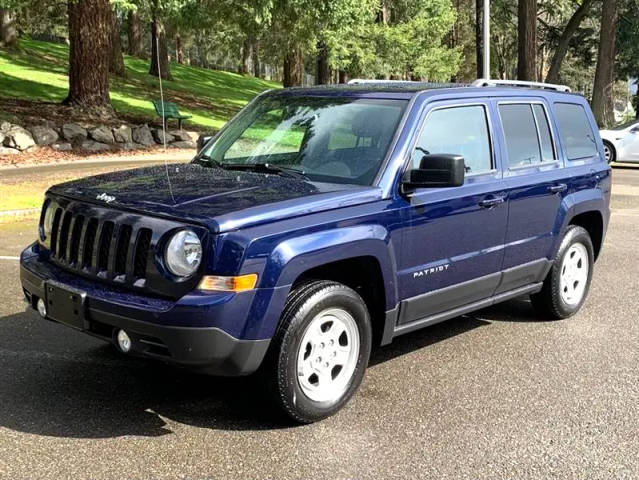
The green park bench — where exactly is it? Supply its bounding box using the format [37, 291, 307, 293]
[152, 100, 192, 129]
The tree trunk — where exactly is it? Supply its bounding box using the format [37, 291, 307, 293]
[63, 0, 111, 109]
[316, 40, 330, 85]
[149, 17, 172, 80]
[127, 10, 144, 57]
[378, 0, 390, 24]
[109, 9, 126, 78]
[338, 70, 348, 84]
[517, 0, 537, 81]
[175, 34, 183, 64]
[252, 38, 260, 78]
[283, 47, 303, 87]
[545, 0, 593, 84]
[0, 9, 17, 48]
[475, 0, 483, 78]
[239, 36, 252, 75]
[591, 0, 619, 127]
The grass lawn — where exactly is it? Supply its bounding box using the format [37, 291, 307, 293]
[0, 39, 281, 130]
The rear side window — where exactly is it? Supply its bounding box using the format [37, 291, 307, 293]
[412, 105, 492, 175]
[533, 104, 555, 162]
[499, 104, 542, 167]
[498, 103, 557, 168]
[554, 103, 598, 160]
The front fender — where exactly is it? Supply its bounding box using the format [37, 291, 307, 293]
[262, 224, 398, 310]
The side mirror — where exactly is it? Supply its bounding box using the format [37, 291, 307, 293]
[402, 154, 465, 191]
[630, 126, 639, 135]
[197, 133, 214, 151]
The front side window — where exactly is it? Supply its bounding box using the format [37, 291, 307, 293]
[554, 103, 598, 160]
[411, 105, 492, 175]
[199, 96, 407, 186]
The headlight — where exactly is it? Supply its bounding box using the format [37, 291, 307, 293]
[41, 203, 55, 240]
[165, 229, 202, 277]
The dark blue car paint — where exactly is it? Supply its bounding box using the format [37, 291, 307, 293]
[20, 85, 610, 374]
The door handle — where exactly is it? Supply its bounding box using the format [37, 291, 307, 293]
[548, 183, 567, 194]
[478, 196, 505, 208]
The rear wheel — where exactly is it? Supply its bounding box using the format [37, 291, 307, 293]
[263, 280, 372, 423]
[603, 141, 616, 164]
[531, 225, 594, 319]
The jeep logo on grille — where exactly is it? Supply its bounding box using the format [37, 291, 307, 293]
[96, 193, 116, 203]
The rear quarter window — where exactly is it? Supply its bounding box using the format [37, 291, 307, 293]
[554, 103, 599, 160]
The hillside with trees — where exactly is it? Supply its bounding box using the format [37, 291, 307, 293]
[0, 0, 637, 128]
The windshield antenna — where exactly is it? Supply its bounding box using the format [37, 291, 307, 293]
[156, 34, 175, 204]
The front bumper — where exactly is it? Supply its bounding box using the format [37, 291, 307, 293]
[20, 244, 273, 376]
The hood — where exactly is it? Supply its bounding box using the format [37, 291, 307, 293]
[49, 163, 383, 232]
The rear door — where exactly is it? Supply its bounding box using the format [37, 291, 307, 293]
[396, 100, 508, 325]
[495, 100, 568, 292]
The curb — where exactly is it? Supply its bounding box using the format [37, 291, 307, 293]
[0, 150, 196, 172]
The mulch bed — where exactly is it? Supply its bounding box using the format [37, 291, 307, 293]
[0, 97, 212, 131]
[0, 98, 159, 128]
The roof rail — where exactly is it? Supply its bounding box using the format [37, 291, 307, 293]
[472, 78, 571, 92]
[347, 79, 468, 89]
[348, 79, 417, 85]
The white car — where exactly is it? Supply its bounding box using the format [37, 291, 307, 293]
[599, 120, 639, 163]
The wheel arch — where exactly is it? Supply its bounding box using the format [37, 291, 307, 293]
[261, 225, 398, 345]
[568, 211, 604, 260]
[291, 256, 388, 347]
[557, 190, 608, 261]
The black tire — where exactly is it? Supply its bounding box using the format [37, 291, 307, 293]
[531, 225, 594, 320]
[263, 280, 372, 424]
[603, 140, 616, 164]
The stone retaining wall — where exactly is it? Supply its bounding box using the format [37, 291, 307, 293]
[0, 121, 198, 155]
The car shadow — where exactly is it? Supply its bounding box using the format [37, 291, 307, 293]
[370, 297, 548, 366]
[0, 310, 291, 439]
[0, 297, 543, 438]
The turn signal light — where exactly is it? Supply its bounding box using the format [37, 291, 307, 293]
[197, 273, 258, 292]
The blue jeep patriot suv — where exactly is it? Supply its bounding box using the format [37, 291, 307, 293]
[20, 79, 611, 423]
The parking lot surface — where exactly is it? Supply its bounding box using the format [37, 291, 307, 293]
[0, 167, 638, 480]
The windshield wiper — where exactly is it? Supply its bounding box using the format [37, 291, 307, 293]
[223, 163, 309, 180]
[194, 154, 225, 169]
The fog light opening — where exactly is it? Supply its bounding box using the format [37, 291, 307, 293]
[36, 298, 47, 318]
[116, 329, 132, 353]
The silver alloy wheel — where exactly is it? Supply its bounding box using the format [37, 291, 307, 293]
[603, 144, 612, 163]
[559, 242, 589, 306]
[296, 308, 360, 403]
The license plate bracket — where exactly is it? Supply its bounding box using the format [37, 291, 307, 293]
[45, 281, 87, 330]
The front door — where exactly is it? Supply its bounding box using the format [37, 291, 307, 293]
[397, 101, 508, 326]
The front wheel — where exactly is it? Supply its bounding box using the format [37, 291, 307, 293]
[263, 280, 372, 423]
[531, 225, 594, 319]
[603, 141, 616, 164]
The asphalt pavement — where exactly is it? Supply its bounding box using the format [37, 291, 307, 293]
[0, 167, 638, 479]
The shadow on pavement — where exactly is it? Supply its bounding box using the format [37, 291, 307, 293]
[0, 311, 289, 439]
[0, 297, 541, 439]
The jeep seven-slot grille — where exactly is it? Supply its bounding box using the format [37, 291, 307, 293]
[48, 207, 152, 285]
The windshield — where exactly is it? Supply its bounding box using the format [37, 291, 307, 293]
[612, 119, 639, 130]
[198, 95, 407, 185]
